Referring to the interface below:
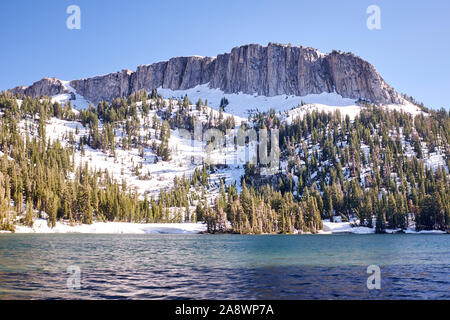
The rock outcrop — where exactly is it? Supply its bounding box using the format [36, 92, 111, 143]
[10, 78, 69, 98]
[69, 69, 134, 105]
[9, 43, 404, 105]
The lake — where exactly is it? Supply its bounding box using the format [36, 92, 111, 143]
[0, 234, 449, 299]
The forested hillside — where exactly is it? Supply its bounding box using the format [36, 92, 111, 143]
[0, 90, 449, 233]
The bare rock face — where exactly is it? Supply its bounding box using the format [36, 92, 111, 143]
[9, 43, 404, 105]
[323, 51, 401, 105]
[9, 78, 69, 98]
[209, 44, 331, 97]
[69, 69, 133, 105]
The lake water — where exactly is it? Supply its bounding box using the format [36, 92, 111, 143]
[0, 234, 449, 299]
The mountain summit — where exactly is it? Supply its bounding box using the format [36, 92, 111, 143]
[9, 43, 403, 106]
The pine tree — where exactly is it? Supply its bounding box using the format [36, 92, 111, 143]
[25, 198, 34, 227]
[47, 194, 58, 228]
[375, 209, 386, 233]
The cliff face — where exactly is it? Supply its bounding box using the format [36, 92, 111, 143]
[10, 78, 69, 98]
[9, 44, 403, 105]
[69, 69, 134, 105]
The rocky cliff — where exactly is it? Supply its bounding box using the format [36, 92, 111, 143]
[9, 43, 404, 105]
[10, 78, 69, 98]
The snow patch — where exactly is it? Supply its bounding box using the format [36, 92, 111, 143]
[157, 84, 359, 118]
[50, 81, 91, 110]
[13, 219, 207, 234]
[321, 219, 446, 235]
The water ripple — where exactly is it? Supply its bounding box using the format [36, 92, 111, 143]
[0, 234, 448, 299]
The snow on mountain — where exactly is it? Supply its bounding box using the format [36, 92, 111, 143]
[51, 81, 91, 110]
[284, 103, 362, 123]
[157, 83, 360, 118]
[51, 79, 424, 123]
[155, 83, 425, 124]
[10, 80, 443, 234]
[41, 98, 247, 199]
[38, 84, 437, 203]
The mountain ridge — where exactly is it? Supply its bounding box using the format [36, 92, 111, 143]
[8, 43, 404, 106]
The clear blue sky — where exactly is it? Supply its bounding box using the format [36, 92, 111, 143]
[1, 0, 449, 109]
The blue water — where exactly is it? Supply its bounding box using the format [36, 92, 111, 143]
[0, 234, 449, 299]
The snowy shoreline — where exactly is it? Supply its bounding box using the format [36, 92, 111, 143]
[7, 219, 207, 234]
[320, 220, 446, 235]
[1, 219, 446, 235]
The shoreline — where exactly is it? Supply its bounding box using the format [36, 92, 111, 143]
[7, 219, 206, 234]
[1, 219, 447, 235]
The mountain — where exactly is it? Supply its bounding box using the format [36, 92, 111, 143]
[2, 43, 449, 235]
[9, 43, 403, 106]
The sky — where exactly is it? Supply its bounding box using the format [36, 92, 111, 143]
[1, 0, 449, 109]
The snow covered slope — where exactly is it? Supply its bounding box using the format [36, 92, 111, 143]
[8, 80, 444, 234]
[33, 97, 248, 199]
[157, 83, 359, 118]
[52, 80, 425, 122]
[51, 81, 91, 110]
[38, 83, 437, 201]
[157, 83, 425, 120]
